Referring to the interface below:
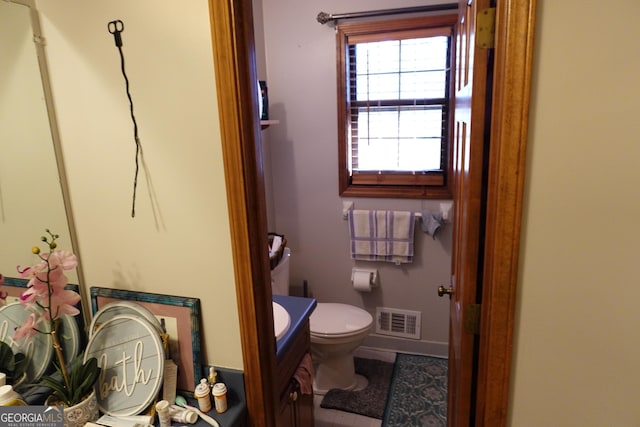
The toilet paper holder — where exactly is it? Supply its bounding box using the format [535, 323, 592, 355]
[351, 268, 378, 287]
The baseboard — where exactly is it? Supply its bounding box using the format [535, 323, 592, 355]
[361, 334, 448, 358]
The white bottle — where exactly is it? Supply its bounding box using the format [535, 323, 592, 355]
[212, 382, 228, 414]
[0, 385, 26, 406]
[170, 405, 198, 424]
[155, 400, 171, 427]
[194, 378, 212, 413]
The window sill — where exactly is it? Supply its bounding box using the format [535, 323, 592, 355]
[339, 184, 452, 199]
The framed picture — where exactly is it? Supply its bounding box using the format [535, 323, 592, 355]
[90, 287, 202, 393]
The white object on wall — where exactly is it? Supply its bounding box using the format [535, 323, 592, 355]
[439, 201, 453, 222]
[351, 268, 378, 292]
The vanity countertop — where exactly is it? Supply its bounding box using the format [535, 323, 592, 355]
[155, 295, 315, 426]
[174, 366, 246, 427]
[272, 294, 316, 362]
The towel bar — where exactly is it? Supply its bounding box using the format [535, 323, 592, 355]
[341, 201, 452, 222]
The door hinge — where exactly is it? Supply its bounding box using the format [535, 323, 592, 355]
[464, 304, 481, 335]
[476, 7, 496, 49]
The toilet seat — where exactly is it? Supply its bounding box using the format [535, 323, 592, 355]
[310, 303, 373, 338]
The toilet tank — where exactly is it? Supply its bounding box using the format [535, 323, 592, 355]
[270, 248, 291, 296]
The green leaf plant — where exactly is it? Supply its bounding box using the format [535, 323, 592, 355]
[39, 354, 100, 407]
[0, 340, 28, 387]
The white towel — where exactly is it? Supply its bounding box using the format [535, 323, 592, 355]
[348, 210, 415, 264]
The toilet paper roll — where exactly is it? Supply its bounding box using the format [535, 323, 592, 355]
[352, 270, 373, 292]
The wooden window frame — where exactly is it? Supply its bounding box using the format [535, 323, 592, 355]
[336, 14, 457, 199]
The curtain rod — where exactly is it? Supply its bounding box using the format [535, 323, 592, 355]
[316, 4, 458, 25]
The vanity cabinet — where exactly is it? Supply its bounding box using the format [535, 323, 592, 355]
[276, 321, 314, 427]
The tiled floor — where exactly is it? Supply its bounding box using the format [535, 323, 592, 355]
[313, 348, 396, 427]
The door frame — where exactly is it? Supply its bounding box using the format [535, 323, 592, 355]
[474, 1, 536, 424]
[207, 0, 536, 425]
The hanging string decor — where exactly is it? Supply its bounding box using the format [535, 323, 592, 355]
[108, 19, 141, 218]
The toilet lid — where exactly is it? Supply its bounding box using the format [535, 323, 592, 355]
[310, 303, 373, 336]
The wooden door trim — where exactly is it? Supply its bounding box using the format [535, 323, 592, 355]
[476, 0, 536, 425]
[208, 1, 278, 426]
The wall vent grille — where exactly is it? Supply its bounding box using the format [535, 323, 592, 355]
[376, 307, 421, 340]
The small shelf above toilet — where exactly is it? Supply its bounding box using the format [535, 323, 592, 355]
[260, 119, 279, 129]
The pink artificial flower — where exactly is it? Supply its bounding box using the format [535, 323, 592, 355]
[17, 263, 42, 289]
[18, 251, 75, 285]
[19, 284, 47, 306]
[13, 232, 84, 401]
[19, 267, 76, 318]
[17, 246, 78, 320]
[48, 251, 78, 271]
[17, 255, 48, 277]
[13, 312, 40, 341]
[41, 265, 69, 292]
[47, 289, 81, 319]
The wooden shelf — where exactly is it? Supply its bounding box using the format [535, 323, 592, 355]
[260, 119, 280, 129]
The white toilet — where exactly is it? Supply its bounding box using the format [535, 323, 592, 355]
[271, 248, 374, 395]
[309, 303, 373, 395]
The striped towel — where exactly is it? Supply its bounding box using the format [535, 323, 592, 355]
[348, 210, 415, 264]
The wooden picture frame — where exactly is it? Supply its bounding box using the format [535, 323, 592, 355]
[89, 287, 202, 393]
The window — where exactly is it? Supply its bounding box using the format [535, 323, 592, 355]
[336, 14, 456, 198]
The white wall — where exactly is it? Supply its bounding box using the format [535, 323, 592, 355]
[36, 0, 243, 370]
[259, 0, 451, 356]
[510, 1, 640, 424]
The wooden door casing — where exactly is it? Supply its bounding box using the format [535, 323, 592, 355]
[475, 1, 537, 425]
